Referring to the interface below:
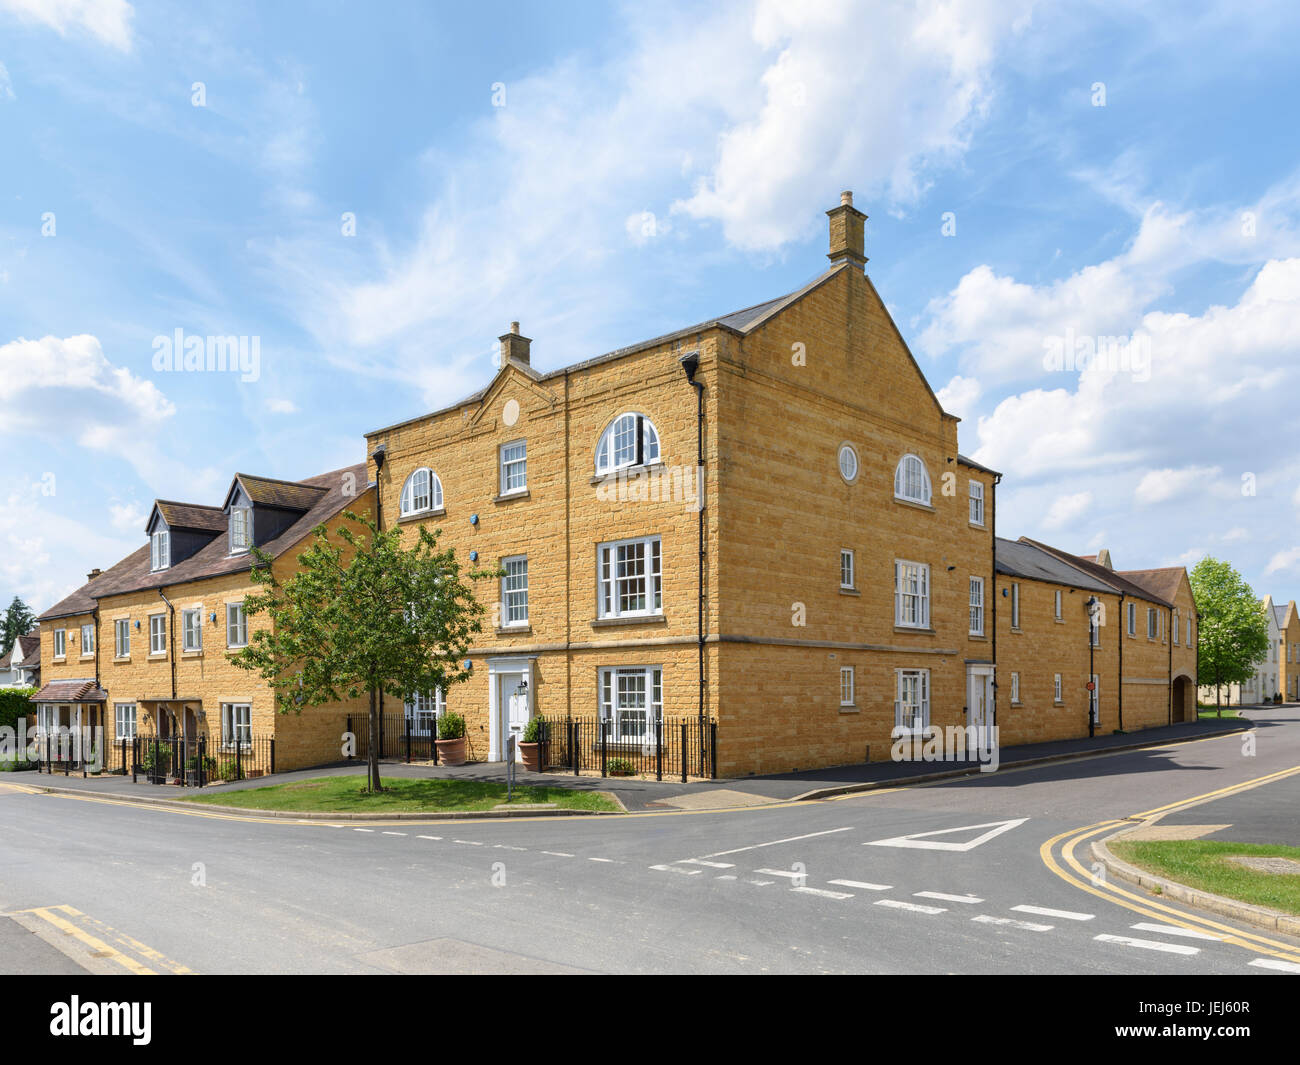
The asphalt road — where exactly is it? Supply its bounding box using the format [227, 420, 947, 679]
[3, 708, 1299, 975]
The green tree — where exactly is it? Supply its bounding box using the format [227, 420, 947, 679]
[0, 596, 36, 657]
[1190, 557, 1270, 715]
[228, 511, 491, 792]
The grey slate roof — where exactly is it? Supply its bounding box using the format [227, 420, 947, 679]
[1273, 604, 1288, 628]
[995, 537, 1116, 594]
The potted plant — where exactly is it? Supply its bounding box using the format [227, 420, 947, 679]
[519, 715, 545, 772]
[436, 711, 468, 766]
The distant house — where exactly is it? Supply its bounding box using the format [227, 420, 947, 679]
[1, 628, 40, 688]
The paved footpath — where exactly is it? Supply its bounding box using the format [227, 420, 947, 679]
[2, 706, 1298, 974]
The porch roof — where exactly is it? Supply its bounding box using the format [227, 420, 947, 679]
[30, 679, 109, 703]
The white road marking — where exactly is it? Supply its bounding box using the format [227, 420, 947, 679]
[792, 886, 854, 900]
[828, 879, 892, 891]
[680, 859, 735, 868]
[1249, 958, 1300, 974]
[453, 840, 483, 846]
[699, 827, 853, 859]
[915, 891, 983, 904]
[972, 915, 1054, 932]
[382, 831, 406, 837]
[876, 899, 946, 915]
[746, 879, 776, 886]
[715, 875, 738, 881]
[754, 868, 805, 880]
[1131, 922, 1224, 941]
[417, 835, 442, 841]
[1094, 934, 1199, 956]
[1012, 905, 1095, 921]
[651, 864, 703, 876]
[493, 844, 526, 851]
[353, 828, 374, 833]
[542, 851, 575, 858]
[588, 857, 615, 863]
[866, 818, 1028, 852]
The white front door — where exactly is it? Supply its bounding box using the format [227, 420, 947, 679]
[967, 666, 994, 752]
[497, 672, 529, 762]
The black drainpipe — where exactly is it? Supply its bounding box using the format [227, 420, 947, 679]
[1117, 592, 1125, 732]
[158, 589, 176, 728]
[990, 473, 1001, 727]
[679, 350, 705, 727]
[1167, 604, 1174, 725]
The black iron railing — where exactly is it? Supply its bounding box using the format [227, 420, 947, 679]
[539, 716, 716, 781]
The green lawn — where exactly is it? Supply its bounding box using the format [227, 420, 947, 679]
[1111, 839, 1300, 915]
[1197, 707, 1241, 720]
[180, 774, 622, 814]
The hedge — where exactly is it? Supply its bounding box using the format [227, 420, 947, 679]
[0, 687, 37, 733]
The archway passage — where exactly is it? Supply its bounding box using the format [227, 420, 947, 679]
[1172, 675, 1195, 723]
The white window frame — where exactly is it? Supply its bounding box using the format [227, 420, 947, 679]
[149, 614, 166, 655]
[501, 556, 529, 627]
[53, 628, 66, 658]
[499, 440, 527, 495]
[1054, 590, 1062, 620]
[1054, 673, 1063, 702]
[840, 666, 855, 707]
[1186, 617, 1192, 645]
[230, 506, 251, 553]
[1010, 583, 1021, 629]
[399, 467, 443, 516]
[1127, 602, 1137, 636]
[404, 690, 445, 736]
[226, 602, 248, 648]
[80, 623, 94, 656]
[838, 443, 859, 484]
[114, 703, 137, 741]
[893, 453, 932, 505]
[221, 703, 251, 749]
[182, 609, 203, 652]
[1089, 674, 1100, 724]
[895, 669, 931, 735]
[597, 536, 662, 619]
[595, 413, 661, 476]
[894, 561, 930, 629]
[968, 480, 985, 526]
[114, 618, 130, 658]
[1147, 607, 1157, 639]
[150, 529, 170, 571]
[598, 666, 662, 743]
[840, 549, 855, 590]
[969, 576, 984, 636]
[1010, 672, 1020, 703]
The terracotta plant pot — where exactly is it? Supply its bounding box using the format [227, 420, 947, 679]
[436, 737, 467, 766]
[519, 742, 541, 772]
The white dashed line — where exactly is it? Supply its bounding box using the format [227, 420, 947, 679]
[746, 879, 776, 887]
[700, 827, 853, 859]
[1094, 934, 1199, 956]
[875, 899, 946, 915]
[1249, 957, 1300, 974]
[792, 886, 854, 900]
[1012, 905, 1095, 921]
[493, 844, 527, 851]
[382, 831, 406, 837]
[453, 840, 483, 846]
[828, 879, 891, 891]
[651, 864, 703, 875]
[543, 851, 575, 858]
[715, 875, 738, 881]
[1130, 922, 1224, 941]
[972, 915, 1054, 932]
[680, 859, 735, 868]
[588, 857, 616, 863]
[915, 891, 983, 904]
[353, 828, 374, 833]
[754, 868, 805, 880]
[417, 835, 441, 841]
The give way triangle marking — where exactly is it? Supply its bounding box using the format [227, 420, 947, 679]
[864, 817, 1029, 852]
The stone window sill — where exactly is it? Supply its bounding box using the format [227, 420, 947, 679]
[894, 625, 935, 635]
[839, 705, 859, 714]
[894, 496, 935, 513]
[590, 462, 667, 487]
[590, 614, 667, 629]
[493, 490, 530, 504]
[839, 587, 860, 596]
[496, 625, 532, 636]
[397, 508, 446, 525]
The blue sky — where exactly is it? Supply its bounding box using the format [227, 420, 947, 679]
[4, 0, 1300, 615]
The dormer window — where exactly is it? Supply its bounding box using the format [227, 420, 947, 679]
[230, 506, 251, 553]
[595, 412, 660, 475]
[150, 529, 170, 571]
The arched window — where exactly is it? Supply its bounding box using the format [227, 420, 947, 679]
[399, 467, 443, 515]
[595, 412, 660, 475]
[894, 454, 931, 505]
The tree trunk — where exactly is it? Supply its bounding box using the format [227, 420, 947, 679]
[367, 683, 382, 793]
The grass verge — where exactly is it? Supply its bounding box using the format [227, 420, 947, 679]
[179, 774, 621, 814]
[1197, 707, 1241, 720]
[1111, 839, 1300, 915]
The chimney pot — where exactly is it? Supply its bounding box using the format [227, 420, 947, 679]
[826, 191, 867, 270]
[88, 568, 102, 581]
[510, 321, 520, 335]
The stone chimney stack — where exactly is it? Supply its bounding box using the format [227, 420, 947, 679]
[826, 190, 867, 270]
[1096, 548, 1113, 570]
[87, 568, 102, 582]
[498, 322, 531, 366]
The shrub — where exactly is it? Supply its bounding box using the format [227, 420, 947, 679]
[606, 757, 635, 776]
[0, 755, 35, 772]
[522, 715, 545, 744]
[0, 688, 36, 734]
[437, 712, 466, 740]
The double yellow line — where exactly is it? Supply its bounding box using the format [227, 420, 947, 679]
[13, 904, 194, 975]
[1042, 765, 1300, 964]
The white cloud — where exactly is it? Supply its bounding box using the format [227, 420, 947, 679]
[1135, 465, 1222, 505]
[0, 0, 134, 51]
[268, 398, 299, 415]
[0, 60, 14, 101]
[936, 374, 981, 414]
[1219, 527, 1248, 543]
[107, 501, 145, 532]
[1043, 491, 1092, 530]
[1266, 547, 1300, 576]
